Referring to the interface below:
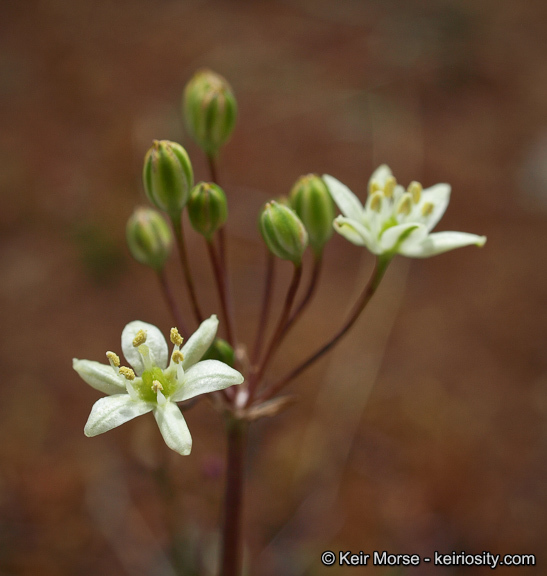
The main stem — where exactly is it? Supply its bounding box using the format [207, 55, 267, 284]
[219, 416, 248, 576]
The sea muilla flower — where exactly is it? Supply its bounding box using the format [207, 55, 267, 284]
[73, 315, 243, 455]
[324, 165, 486, 258]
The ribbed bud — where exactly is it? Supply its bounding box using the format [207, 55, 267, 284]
[142, 140, 193, 219]
[202, 338, 235, 368]
[183, 69, 237, 156]
[290, 174, 335, 256]
[259, 201, 308, 265]
[187, 182, 228, 240]
[126, 207, 173, 270]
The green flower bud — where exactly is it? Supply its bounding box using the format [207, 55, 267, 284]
[259, 201, 308, 265]
[290, 174, 335, 256]
[187, 182, 228, 240]
[183, 69, 237, 156]
[126, 207, 173, 270]
[202, 338, 235, 368]
[143, 140, 193, 219]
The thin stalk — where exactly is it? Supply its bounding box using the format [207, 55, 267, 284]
[219, 416, 248, 576]
[257, 256, 390, 403]
[206, 239, 236, 347]
[171, 216, 204, 325]
[156, 268, 189, 339]
[248, 263, 302, 403]
[251, 250, 275, 365]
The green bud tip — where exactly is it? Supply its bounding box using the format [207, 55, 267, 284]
[290, 174, 335, 256]
[202, 338, 235, 368]
[187, 182, 228, 240]
[142, 140, 194, 219]
[126, 207, 173, 270]
[259, 201, 308, 265]
[183, 69, 237, 157]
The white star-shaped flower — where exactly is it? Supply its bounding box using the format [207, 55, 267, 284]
[73, 315, 243, 455]
[324, 165, 486, 258]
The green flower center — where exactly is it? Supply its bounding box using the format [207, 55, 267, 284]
[137, 367, 176, 403]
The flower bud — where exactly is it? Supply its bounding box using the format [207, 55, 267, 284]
[202, 338, 235, 368]
[126, 207, 173, 270]
[143, 140, 193, 219]
[290, 174, 335, 256]
[259, 201, 308, 265]
[183, 69, 237, 156]
[187, 182, 228, 240]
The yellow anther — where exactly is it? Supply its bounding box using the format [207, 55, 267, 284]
[368, 180, 381, 195]
[421, 202, 434, 217]
[397, 193, 413, 216]
[383, 176, 396, 199]
[151, 380, 164, 393]
[172, 350, 184, 364]
[408, 181, 422, 203]
[170, 327, 183, 347]
[132, 329, 147, 348]
[106, 351, 120, 367]
[369, 191, 383, 213]
[119, 366, 136, 380]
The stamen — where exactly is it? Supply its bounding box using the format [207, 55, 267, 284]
[397, 193, 412, 216]
[170, 327, 183, 347]
[152, 380, 164, 393]
[408, 181, 422, 203]
[119, 366, 136, 380]
[132, 329, 147, 348]
[106, 351, 120, 368]
[383, 176, 396, 199]
[368, 180, 381, 195]
[421, 202, 434, 217]
[369, 191, 383, 213]
[172, 350, 184, 364]
[137, 344, 153, 371]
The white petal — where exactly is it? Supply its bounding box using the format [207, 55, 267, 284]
[171, 360, 244, 403]
[380, 223, 427, 253]
[368, 164, 393, 188]
[153, 403, 192, 455]
[73, 359, 125, 395]
[181, 315, 218, 369]
[323, 175, 364, 220]
[334, 216, 378, 252]
[399, 231, 487, 258]
[121, 321, 168, 374]
[420, 183, 451, 231]
[84, 395, 152, 437]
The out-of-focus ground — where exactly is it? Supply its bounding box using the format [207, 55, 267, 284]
[1, 1, 546, 574]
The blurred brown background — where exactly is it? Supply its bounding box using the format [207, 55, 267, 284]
[1, 0, 546, 574]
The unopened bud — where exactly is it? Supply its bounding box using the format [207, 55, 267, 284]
[202, 338, 235, 368]
[187, 182, 228, 240]
[259, 201, 308, 265]
[143, 140, 193, 219]
[126, 207, 172, 270]
[290, 174, 334, 256]
[183, 69, 237, 156]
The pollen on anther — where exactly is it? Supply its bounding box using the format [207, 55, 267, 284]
[119, 366, 136, 380]
[421, 202, 434, 217]
[397, 194, 412, 216]
[106, 351, 120, 367]
[170, 327, 183, 347]
[132, 329, 147, 347]
[369, 180, 381, 195]
[152, 380, 164, 393]
[408, 181, 422, 203]
[383, 176, 396, 199]
[369, 192, 383, 213]
[172, 350, 184, 364]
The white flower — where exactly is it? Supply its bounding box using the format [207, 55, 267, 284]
[324, 165, 486, 258]
[73, 315, 243, 455]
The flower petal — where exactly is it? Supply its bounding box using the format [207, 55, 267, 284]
[73, 359, 126, 395]
[323, 175, 364, 220]
[368, 164, 392, 188]
[334, 216, 378, 251]
[122, 321, 168, 374]
[380, 222, 427, 253]
[171, 359, 244, 403]
[181, 315, 218, 369]
[153, 403, 192, 455]
[420, 183, 451, 231]
[399, 231, 486, 258]
[84, 395, 152, 437]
